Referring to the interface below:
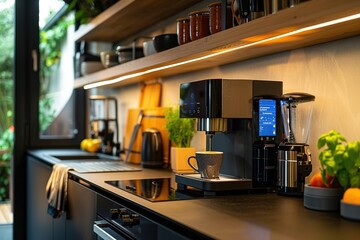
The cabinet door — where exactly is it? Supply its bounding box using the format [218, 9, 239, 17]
[26, 156, 66, 240]
[66, 179, 97, 240]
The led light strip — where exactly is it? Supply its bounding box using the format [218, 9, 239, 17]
[84, 13, 360, 89]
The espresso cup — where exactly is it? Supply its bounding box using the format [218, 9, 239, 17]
[188, 151, 223, 179]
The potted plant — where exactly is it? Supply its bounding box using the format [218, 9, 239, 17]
[317, 130, 360, 189]
[304, 130, 360, 212]
[317, 130, 360, 219]
[165, 106, 196, 173]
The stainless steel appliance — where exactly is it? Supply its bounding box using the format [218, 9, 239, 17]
[89, 95, 120, 156]
[276, 92, 315, 195]
[176, 79, 282, 193]
[94, 194, 161, 239]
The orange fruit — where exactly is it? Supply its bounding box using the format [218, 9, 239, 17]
[343, 188, 360, 205]
[310, 172, 327, 188]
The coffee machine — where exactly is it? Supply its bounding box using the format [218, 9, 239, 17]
[89, 95, 120, 156]
[176, 79, 282, 193]
[277, 93, 315, 195]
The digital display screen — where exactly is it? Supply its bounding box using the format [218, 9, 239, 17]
[259, 99, 276, 137]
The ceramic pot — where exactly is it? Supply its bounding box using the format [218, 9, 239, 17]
[340, 200, 360, 221]
[170, 147, 196, 173]
[304, 184, 344, 211]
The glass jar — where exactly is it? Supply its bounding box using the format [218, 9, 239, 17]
[189, 10, 210, 41]
[176, 17, 191, 45]
[208, 2, 222, 34]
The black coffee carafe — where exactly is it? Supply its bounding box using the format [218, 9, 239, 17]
[141, 128, 164, 168]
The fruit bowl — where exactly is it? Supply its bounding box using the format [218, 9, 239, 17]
[340, 200, 360, 221]
[304, 184, 344, 211]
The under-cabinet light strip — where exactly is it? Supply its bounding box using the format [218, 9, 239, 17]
[83, 13, 360, 89]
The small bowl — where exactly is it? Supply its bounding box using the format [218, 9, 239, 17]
[100, 51, 118, 68]
[340, 200, 360, 221]
[153, 34, 179, 52]
[116, 46, 144, 64]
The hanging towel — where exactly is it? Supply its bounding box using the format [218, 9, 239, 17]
[46, 163, 73, 218]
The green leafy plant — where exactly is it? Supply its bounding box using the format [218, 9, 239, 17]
[317, 130, 360, 189]
[0, 116, 14, 201]
[67, 0, 117, 25]
[165, 106, 196, 148]
[39, 13, 73, 134]
[39, 16, 74, 87]
[0, 3, 14, 201]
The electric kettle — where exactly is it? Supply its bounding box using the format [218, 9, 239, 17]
[141, 128, 164, 168]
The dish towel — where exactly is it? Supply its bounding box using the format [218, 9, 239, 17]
[46, 163, 73, 218]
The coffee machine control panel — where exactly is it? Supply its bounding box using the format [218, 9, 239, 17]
[180, 80, 220, 118]
[180, 79, 284, 120]
[253, 98, 279, 141]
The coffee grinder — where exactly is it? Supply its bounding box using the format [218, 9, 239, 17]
[89, 95, 120, 156]
[277, 92, 315, 195]
[176, 79, 283, 194]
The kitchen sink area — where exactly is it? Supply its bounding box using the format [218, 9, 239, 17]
[36, 149, 142, 173]
[45, 149, 115, 161]
[49, 154, 100, 160]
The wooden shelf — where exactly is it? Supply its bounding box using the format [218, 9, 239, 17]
[74, 0, 360, 89]
[74, 0, 202, 42]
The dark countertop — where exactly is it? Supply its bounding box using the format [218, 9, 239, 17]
[28, 149, 360, 239]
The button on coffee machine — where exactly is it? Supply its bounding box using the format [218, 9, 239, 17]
[277, 92, 315, 195]
[176, 79, 283, 194]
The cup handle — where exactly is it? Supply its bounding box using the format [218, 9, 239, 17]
[187, 156, 198, 172]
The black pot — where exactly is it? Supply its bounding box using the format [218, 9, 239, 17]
[141, 128, 164, 168]
[153, 34, 179, 52]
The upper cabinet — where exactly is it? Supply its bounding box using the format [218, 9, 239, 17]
[74, 0, 360, 89]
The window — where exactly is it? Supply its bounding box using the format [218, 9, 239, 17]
[30, 0, 86, 146]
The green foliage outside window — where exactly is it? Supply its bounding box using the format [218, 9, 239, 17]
[39, 14, 74, 133]
[0, 1, 14, 201]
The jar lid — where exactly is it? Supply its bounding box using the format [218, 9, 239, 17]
[176, 17, 190, 22]
[189, 10, 210, 16]
[208, 2, 222, 7]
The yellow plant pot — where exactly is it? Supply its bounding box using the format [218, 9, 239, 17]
[170, 147, 196, 173]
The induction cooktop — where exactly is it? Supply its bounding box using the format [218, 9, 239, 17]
[105, 178, 202, 202]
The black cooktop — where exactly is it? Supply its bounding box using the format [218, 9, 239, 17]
[105, 178, 202, 202]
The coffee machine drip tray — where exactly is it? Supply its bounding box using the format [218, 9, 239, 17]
[175, 174, 252, 195]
